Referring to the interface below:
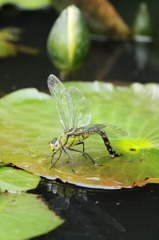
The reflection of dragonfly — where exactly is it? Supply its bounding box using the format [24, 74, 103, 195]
[48, 74, 127, 172]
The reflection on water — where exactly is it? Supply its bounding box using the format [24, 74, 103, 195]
[134, 43, 150, 70]
[49, 181, 126, 237]
[31, 179, 159, 240]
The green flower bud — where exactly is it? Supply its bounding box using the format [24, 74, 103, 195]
[47, 5, 90, 74]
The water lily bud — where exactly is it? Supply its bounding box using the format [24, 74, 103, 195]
[47, 5, 90, 74]
[132, 2, 155, 42]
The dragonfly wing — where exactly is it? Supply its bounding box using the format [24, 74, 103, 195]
[104, 123, 128, 138]
[47, 74, 73, 130]
[68, 86, 91, 128]
[66, 124, 106, 135]
[67, 124, 128, 138]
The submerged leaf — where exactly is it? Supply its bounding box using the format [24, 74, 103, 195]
[0, 193, 63, 240]
[0, 82, 159, 189]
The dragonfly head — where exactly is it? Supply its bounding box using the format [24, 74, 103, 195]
[49, 137, 61, 153]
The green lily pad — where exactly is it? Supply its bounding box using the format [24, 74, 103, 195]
[0, 192, 63, 240]
[0, 82, 159, 189]
[0, 166, 40, 192]
[0, 0, 51, 10]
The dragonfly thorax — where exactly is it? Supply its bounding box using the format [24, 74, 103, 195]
[49, 137, 61, 153]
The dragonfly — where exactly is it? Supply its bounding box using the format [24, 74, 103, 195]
[48, 74, 127, 172]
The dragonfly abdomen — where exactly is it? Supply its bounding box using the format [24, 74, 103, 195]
[97, 130, 121, 157]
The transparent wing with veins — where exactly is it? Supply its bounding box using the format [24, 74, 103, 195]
[48, 75, 73, 130]
[68, 86, 91, 129]
[47, 74, 91, 131]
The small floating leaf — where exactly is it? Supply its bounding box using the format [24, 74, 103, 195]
[0, 82, 159, 189]
[47, 5, 90, 74]
[0, 167, 40, 192]
[0, 193, 63, 240]
[0, 41, 17, 57]
[0, 28, 21, 42]
[0, 27, 39, 58]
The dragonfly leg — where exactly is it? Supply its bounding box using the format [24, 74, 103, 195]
[47, 153, 55, 163]
[50, 149, 62, 169]
[74, 142, 87, 159]
[67, 147, 98, 166]
[62, 147, 76, 173]
[99, 130, 122, 157]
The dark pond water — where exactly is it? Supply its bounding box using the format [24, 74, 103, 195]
[31, 180, 159, 240]
[0, 3, 159, 240]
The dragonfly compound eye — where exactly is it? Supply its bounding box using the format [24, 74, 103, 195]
[51, 138, 60, 150]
